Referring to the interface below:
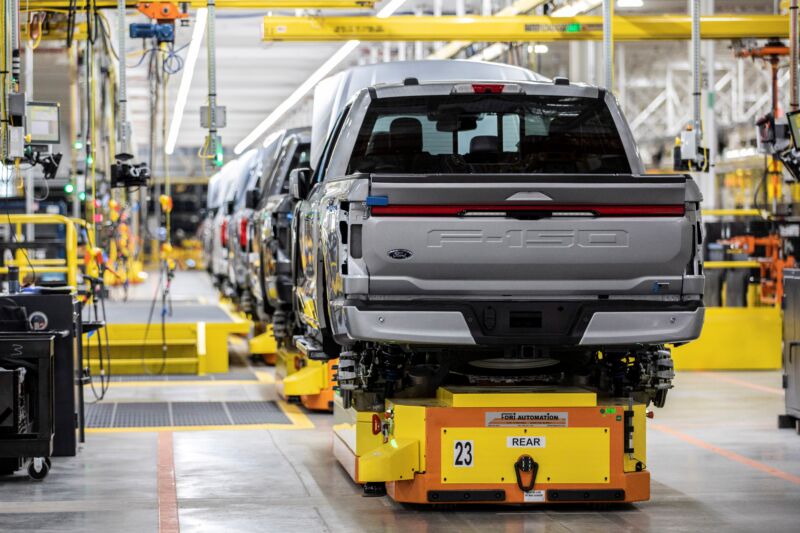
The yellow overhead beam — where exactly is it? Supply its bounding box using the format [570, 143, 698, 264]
[22, 0, 374, 10]
[263, 14, 790, 42]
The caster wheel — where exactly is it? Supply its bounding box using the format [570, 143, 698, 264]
[45, 458, 52, 469]
[778, 414, 796, 429]
[28, 458, 49, 480]
[363, 482, 386, 497]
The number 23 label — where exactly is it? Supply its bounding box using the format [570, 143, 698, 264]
[453, 440, 474, 467]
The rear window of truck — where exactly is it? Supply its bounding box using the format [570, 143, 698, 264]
[347, 94, 631, 175]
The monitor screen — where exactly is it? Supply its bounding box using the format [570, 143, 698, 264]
[26, 102, 60, 144]
[788, 110, 800, 151]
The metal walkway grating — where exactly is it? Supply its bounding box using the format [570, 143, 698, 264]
[86, 401, 291, 428]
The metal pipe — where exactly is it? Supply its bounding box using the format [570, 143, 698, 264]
[207, 0, 218, 149]
[691, 0, 702, 146]
[24, 41, 33, 241]
[791, 0, 798, 110]
[703, 0, 717, 208]
[117, 0, 128, 154]
[10, 0, 20, 84]
[70, 45, 80, 218]
[1, 0, 9, 160]
[602, 0, 613, 90]
[433, 0, 442, 51]
[414, 7, 423, 59]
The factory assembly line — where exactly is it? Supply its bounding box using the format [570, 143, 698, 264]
[1, 0, 799, 531]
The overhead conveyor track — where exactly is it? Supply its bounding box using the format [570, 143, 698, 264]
[262, 14, 792, 42]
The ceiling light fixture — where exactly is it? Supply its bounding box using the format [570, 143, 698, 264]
[234, 0, 407, 155]
[165, 8, 208, 155]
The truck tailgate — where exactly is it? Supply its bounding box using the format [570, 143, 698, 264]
[360, 174, 694, 297]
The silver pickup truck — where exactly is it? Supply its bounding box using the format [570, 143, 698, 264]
[291, 77, 705, 410]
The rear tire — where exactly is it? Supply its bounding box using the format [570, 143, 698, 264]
[318, 270, 340, 360]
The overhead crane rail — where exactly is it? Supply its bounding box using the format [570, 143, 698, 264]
[20, 0, 375, 11]
[262, 14, 791, 42]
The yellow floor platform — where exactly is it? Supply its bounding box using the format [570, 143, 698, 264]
[249, 326, 278, 365]
[333, 387, 649, 505]
[673, 306, 781, 370]
[85, 300, 251, 375]
[275, 347, 336, 412]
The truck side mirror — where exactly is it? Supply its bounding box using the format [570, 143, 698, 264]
[289, 168, 313, 200]
[245, 189, 260, 209]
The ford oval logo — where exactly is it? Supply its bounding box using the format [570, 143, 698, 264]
[387, 249, 413, 260]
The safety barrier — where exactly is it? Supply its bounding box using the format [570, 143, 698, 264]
[0, 213, 81, 289]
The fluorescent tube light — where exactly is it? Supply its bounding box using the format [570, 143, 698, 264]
[165, 8, 208, 155]
[233, 0, 407, 155]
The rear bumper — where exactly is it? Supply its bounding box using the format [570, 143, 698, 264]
[579, 308, 704, 345]
[338, 300, 704, 347]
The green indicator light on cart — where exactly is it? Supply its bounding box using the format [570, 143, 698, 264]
[566, 23, 581, 33]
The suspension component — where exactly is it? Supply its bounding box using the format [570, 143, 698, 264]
[336, 351, 358, 409]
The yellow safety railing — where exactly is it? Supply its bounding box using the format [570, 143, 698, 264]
[704, 260, 762, 269]
[0, 214, 79, 289]
[701, 209, 765, 217]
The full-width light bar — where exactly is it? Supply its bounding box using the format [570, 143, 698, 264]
[234, 0, 407, 155]
[370, 204, 686, 217]
[165, 8, 208, 155]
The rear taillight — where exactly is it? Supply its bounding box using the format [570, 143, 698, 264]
[370, 204, 686, 217]
[220, 220, 228, 248]
[240, 219, 249, 251]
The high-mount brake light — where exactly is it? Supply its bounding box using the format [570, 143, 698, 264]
[239, 219, 249, 251]
[452, 83, 522, 94]
[472, 84, 506, 94]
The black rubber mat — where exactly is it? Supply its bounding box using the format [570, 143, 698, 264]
[227, 401, 287, 425]
[115, 402, 171, 428]
[84, 402, 115, 428]
[85, 401, 291, 428]
[109, 370, 257, 382]
[172, 402, 230, 426]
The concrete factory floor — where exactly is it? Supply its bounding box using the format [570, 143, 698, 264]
[1, 273, 799, 532]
